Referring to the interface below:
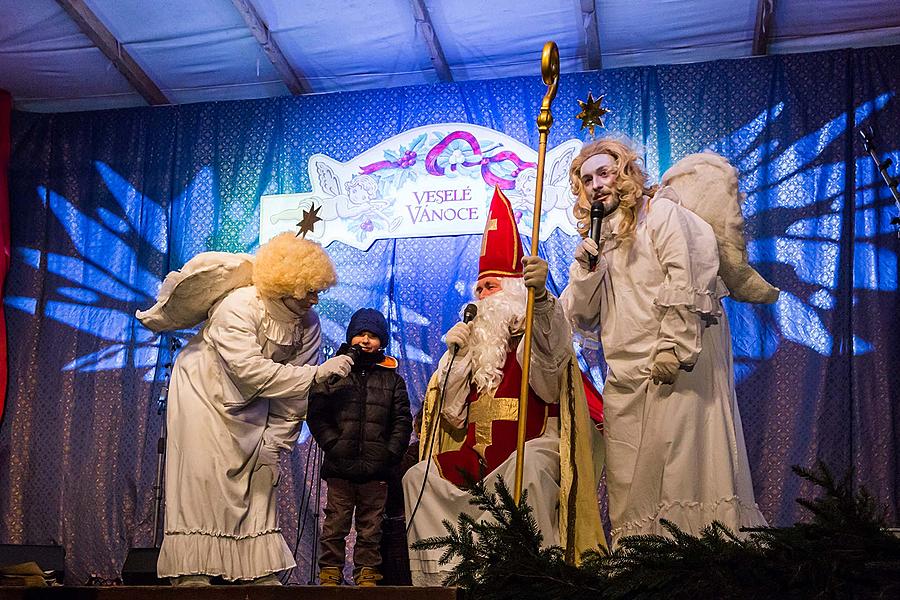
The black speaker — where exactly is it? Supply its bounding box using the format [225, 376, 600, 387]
[0, 544, 65, 583]
[122, 547, 165, 585]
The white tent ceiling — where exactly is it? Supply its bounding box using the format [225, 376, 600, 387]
[1, 0, 898, 113]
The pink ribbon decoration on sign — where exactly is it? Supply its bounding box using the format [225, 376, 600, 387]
[358, 131, 535, 190]
[425, 131, 535, 189]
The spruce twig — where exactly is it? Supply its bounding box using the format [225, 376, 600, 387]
[414, 464, 900, 599]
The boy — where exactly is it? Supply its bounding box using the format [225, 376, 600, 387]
[308, 308, 412, 586]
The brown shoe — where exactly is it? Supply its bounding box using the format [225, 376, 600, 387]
[319, 566, 342, 586]
[354, 566, 382, 587]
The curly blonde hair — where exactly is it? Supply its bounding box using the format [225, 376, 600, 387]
[252, 233, 337, 300]
[569, 138, 658, 241]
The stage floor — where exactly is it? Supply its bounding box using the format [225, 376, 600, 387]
[0, 585, 459, 599]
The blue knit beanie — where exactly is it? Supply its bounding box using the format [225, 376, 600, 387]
[346, 308, 389, 348]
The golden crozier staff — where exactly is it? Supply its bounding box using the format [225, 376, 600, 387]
[514, 41, 559, 503]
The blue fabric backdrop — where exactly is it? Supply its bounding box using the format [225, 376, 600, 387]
[1, 45, 898, 583]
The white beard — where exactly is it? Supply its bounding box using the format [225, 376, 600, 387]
[469, 278, 528, 395]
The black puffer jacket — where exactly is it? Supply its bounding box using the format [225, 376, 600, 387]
[308, 349, 412, 482]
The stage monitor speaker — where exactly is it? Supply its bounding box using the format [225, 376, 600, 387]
[0, 544, 65, 583]
[122, 547, 165, 585]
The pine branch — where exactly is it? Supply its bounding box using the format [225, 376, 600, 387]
[791, 461, 886, 533]
[414, 465, 900, 599]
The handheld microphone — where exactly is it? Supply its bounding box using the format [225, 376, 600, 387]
[463, 303, 478, 324]
[451, 303, 478, 355]
[328, 343, 362, 385]
[588, 200, 605, 271]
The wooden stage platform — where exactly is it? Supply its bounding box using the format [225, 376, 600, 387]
[0, 586, 459, 600]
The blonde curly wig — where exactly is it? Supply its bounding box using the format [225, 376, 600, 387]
[252, 233, 337, 300]
[569, 138, 658, 241]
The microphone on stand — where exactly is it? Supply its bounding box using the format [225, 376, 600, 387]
[587, 200, 605, 271]
[328, 344, 362, 385]
[408, 301, 478, 534]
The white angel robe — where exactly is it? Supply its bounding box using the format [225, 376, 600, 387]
[403, 296, 573, 586]
[157, 285, 321, 581]
[561, 187, 767, 544]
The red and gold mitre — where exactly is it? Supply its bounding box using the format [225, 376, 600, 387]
[477, 187, 524, 280]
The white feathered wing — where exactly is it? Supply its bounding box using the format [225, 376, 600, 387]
[661, 152, 779, 304]
[136, 252, 255, 332]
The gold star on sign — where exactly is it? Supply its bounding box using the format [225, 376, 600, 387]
[576, 92, 610, 138]
[296, 204, 322, 238]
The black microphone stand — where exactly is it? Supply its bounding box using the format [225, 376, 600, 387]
[406, 304, 477, 533]
[122, 335, 182, 584]
[152, 335, 182, 547]
[307, 447, 323, 584]
[291, 344, 334, 585]
[859, 126, 900, 234]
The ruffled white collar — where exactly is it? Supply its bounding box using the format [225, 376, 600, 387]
[259, 294, 303, 346]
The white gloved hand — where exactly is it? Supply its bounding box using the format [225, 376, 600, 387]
[574, 237, 600, 272]
[650, 349, 680, 385]
[522, 256, 549, 301]
[445, 322, 472, 356]
[315, 354, 354, 383]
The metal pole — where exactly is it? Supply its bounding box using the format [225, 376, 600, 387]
[152, 336, 180, 547]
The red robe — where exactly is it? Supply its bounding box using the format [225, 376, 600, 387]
[435, 349, 559, 488]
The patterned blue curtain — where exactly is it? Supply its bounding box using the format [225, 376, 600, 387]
[1, 45, 898, 582]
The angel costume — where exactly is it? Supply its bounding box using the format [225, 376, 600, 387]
[156, 285, 321, 580]
[139, 235, 338, 583]
[561, 187, 767, 544]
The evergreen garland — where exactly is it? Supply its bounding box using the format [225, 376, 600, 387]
[413, 463, 900, 599]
